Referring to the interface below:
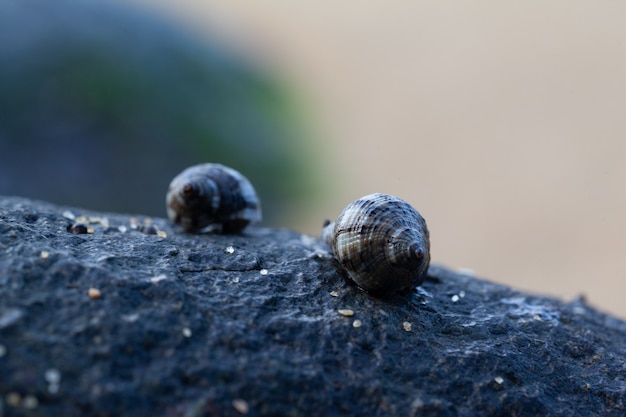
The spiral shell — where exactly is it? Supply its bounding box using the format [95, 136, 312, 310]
[322, 193, 430, 295]
[166, 163, 261, 233]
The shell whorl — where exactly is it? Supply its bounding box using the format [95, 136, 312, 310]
[323, 193, 430, 295]
[166, 163, 261, 233]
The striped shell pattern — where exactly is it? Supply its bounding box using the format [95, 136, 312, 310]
[166, 163, 261, 233]
[322, 193, 430, 295]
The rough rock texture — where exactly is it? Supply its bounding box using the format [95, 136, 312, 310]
[0, 196, 625, 417]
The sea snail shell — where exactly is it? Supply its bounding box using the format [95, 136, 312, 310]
[166, 163, 261, 233]
[322, 193, 430, 295]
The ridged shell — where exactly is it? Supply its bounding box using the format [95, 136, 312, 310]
[322, 193, 430, 295]
[166, 163, 261, 233]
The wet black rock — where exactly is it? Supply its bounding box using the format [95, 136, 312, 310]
[0, 196, 625, 417]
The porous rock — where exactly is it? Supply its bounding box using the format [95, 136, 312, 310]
[0, 196, 624, 417]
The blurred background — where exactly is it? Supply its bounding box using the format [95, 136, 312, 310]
[1, 0, 625, 320]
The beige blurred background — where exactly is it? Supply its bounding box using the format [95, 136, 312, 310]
[135, 1, 626, 319]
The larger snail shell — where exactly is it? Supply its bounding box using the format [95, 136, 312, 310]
[322, 193, 430, 295]
[166, 163, 261, 233]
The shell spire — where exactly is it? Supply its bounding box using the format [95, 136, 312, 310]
[323, 193, 430, 295]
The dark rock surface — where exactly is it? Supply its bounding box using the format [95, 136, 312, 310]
[0, 196, 625, 417]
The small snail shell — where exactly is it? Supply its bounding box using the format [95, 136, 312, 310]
[322, 193, 430, 295]
[166, 163, 261, 233]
